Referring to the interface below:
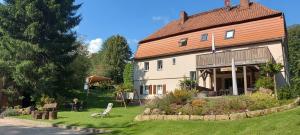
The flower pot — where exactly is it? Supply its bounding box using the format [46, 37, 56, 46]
[42, 111, 49, 120]
[49, 111, 57, 120]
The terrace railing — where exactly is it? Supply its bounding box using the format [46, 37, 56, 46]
[196, 47, 273, 68]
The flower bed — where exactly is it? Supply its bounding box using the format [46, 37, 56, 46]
[135, 97, 300, 121]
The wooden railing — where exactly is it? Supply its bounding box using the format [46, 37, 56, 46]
[196, 47, 273, 68]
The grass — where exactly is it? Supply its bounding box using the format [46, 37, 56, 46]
[16, 88, 300, 135]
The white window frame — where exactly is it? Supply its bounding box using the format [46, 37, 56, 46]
[144, 62, 149, 71]
[201, 33, 208, 41]
[143, 85, 149, 95]
[157, 60, 163, 71]
[225, 30, 235, 39]
[172, 58, 176, 65]
[156, 85, 163, 95]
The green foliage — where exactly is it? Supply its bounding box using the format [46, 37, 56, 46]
[260, 62, 283, 77]
[179, 78, 197, 90]
[101, 35, 132, 84]
[65, 45, 91, 89]
[255, 77, 274, 89]
[173, 89, 194, 104]
[146, 90, 281, 115]
[0, 108, 19, 117]
[0, 0, 81, 99]
[288, 25, 300, 78]
[247, 92, 279, 110]
[278, 78, 300, 100]
[2, 87, 20, 107]
[123, 63, 133, 89]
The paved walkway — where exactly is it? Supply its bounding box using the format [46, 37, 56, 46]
[0, 118, 91, 135]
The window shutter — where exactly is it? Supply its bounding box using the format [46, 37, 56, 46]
[153, 85, 157, 94]
[149, 85, 152, 95]
[140, 85, 143, 95]
[163, 84, 167, 94]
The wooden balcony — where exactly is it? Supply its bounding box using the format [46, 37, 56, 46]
[196, 47, 273, 69]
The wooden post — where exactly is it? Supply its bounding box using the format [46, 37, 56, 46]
[243, 66, 248, 95]
[213, 68, 217, 92]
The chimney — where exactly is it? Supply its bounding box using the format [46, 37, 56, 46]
[240, 0, 250, 9]
[225, 0, 231, 10]
[180, 11, 188, 24]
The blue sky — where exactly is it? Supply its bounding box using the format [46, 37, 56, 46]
[75, 0, 300, 54]
[1, 0, 299, 54]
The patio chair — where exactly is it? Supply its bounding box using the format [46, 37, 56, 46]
[91, 103, 113, 117]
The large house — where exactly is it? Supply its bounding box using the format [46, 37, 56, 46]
[134, 0, 289, 99]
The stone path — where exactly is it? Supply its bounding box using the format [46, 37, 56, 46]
[0, 118, 92, 135]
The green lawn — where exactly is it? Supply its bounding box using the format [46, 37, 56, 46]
[16, 89, 300, 135]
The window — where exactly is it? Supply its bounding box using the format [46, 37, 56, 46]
[172, 58, 176, 65]
[143, 85, 149, 95]
[144, 62, 149, 71]
[225, 30, 235, 39]
[179, 38, 188, 46]
[156, 85, 163, 95]
[201, 33, 208, 41]
[190, 71, 196, 81]
[157, 60, 163, 71]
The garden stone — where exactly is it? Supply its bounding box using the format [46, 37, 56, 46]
[203, 115, 215, 121]
[149, 115, 158, 120]
[178, 115, 190, 120]
[246, 110, 263, 118]
[165, 115, 178, 120]
[230, 113, 246, 120]
[143, 108, 151, 115]
[190, 115, 203, 120]
[134, 115, 143, 121]
[215, 115, 230, 120]
[157, 115, 165, 120]
[151, 108, 161, 115]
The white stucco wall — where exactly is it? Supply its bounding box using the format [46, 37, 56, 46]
[134, 41, 288, 99]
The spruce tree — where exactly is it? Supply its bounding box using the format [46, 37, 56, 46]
[0, 0, 81, 99]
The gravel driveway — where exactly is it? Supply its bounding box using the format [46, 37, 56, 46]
[0, 118, 92, 135]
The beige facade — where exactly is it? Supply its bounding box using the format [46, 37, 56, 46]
[134, 41, 289, 99]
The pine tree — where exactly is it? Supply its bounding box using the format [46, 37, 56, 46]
[0, 0, 81, 99]
[101, 35, 132, 83]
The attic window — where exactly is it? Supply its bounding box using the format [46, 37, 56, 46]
[179, 38, 188, 46]
[201, 33, 208, 41]
[225, 30, 235, 39]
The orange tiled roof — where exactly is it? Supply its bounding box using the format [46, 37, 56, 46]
[135, 3, 285, 60]
[140, 3, 281, 43]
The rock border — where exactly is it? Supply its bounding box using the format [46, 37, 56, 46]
[3, 117, 111, 134]
[135, 97, 300, 121]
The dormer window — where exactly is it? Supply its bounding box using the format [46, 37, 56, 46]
[179, 38, 188, 46]
[225, 30, 235, 39]
[201, 33, 208, 41]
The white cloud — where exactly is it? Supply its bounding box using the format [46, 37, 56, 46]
[128, 39, 139, 45]
[152, 16, 170, 24]
[87, 38, 103, 54]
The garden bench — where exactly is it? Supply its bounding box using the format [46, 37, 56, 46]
[43, 103, 57, 111]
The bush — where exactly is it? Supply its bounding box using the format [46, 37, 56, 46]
[255, 77, 274, 90]
[173, 89, 194, 104]
[0, 108, 19, 117]
[278, 78, 300, 100]
[191, 99, 206, 107]
[248, 92, 279, 110]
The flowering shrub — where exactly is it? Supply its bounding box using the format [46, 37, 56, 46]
[145, 90, 281, 115]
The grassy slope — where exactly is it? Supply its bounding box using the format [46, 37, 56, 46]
[16, 88, 300, 135]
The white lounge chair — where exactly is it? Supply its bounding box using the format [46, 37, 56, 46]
[91, 103, 113, 117]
